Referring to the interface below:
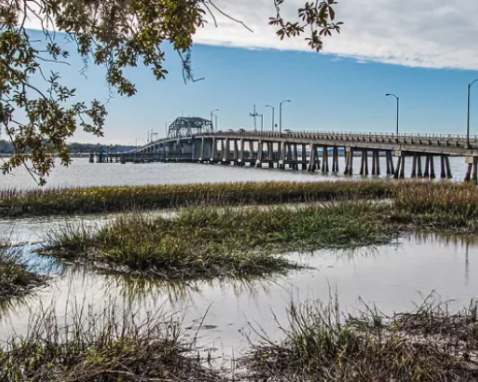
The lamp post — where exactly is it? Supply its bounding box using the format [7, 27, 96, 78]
[279, 99, 291, 134]
[467, 79, 478, 148]
[258, 114, 264, 132]
[265, 105, 275, 132]
[385, 94, 399, 135]
[165, 122, 170, 138]
[211, 109, 219, 131]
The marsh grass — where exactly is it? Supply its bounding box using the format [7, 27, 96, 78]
[43, 203, 395, 280]
[0, 302, 222, 382]
[0, 180, 394, 217]
[0, 241, 44, 300]
[243, 297, 478, 381]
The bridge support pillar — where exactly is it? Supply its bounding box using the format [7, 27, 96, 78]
[320, 146, 327, 173]
[221, 139, 230, 164]
[256, 140, 264, 168]
[210, 138, 217, 163]
[199, 138, 205, 162]
[344, 148, 353, 176]
[279, 142, 286, 170]
[417, 155, 423, 178]
[371, 151, 376, 176]
[465, 156, 478, 182]
[360, 150, 369, 176]
[385, 151, 394, 176]
[238, 139, 245, 166]
[267, 142, 274, 168]
[411, 155, 417, 178]
[292, 144, 298, 170]
[371, 150, 380, 176]
[424, 155, 430, 178]
[332, 146, 339, 173]
[446, 156, 452, 179]
[429, 156, 436, 179]
[233, 139, 239, 164]
[439, 154, 452, 179]
[376, 151, 381, 175]
[465, 163, 472, 182]
[393, 154, 401, 179]
[248, 141, 254, 166]
[308, 144, 316, 172]
[440, 155, 447, 179]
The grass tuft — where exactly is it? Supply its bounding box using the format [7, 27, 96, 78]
[42, 203, 395, 280]
[0, 302, 222, 382]
[0, 241, 44, 301]
[243, 297, 478, 381]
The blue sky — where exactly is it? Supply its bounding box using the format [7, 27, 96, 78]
[21, 0, 478, 144]
[51, 42, 478, 145]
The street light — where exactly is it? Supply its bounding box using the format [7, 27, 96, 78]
[385, 94, 399, 135]
[211, 109, 219, 131]
[467, 79, 478, 148]
[279, 100, 291, 134]
[258, 114, 264, 132]
[135, 138, 143, 148]
[265, 105, 275, 132]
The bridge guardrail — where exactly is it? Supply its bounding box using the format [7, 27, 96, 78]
[137, 130, 478, 152]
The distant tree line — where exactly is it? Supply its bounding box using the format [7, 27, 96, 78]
[0, 140, 135, 154]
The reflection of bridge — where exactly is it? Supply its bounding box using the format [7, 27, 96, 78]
[95, 117, 478, 181]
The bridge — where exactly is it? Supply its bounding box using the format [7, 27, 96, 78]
[92, 117, 478, 182]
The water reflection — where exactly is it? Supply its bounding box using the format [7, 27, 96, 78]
[2, 231, 478, 359]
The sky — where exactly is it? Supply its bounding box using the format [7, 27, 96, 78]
[21, 0, 478, 144]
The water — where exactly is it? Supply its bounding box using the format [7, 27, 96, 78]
[1, 228, 477, 360]
[0, 157, 476, 363]
[0, 156, 470, 189]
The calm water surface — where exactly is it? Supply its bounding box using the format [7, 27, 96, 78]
[0, 156, 470, 189]
[0, 229, 477, 360]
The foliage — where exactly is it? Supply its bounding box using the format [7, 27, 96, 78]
[0, 140, 134, 154]
[0, 1, 341, 185]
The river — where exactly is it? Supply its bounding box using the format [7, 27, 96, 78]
[0, 156, 470, 189]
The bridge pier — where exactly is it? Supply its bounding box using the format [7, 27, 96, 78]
[331, 146, 339, 173]
[279, 142, 286, 170]
[344, 148, 354, 176]
[360, 150, 369, 176]
[417, 155, 423, 178]
[411, 155, 417, 178]
[308, 144, 316, 172]
[321, 146, 329, 173]
[429, 156, 436, 179]
[256, 140, 264, 168]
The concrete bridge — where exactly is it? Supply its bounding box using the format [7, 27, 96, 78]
[94, 117, 478, 181]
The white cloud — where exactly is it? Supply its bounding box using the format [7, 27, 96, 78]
[194, 0, 478, 70]
[22, 0, 478, 71]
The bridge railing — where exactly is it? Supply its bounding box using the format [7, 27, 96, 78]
[205, 131, 478, 140]
[137, 130, 478, 152]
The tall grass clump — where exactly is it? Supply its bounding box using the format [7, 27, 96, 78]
[43, 203, 395, 280]
[392, 182, 478, 230]
[0, 180, 395, 217]
[0, 302, 222, 382]
[0, 241, 44, 300]
[243, 298, 478, 381]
